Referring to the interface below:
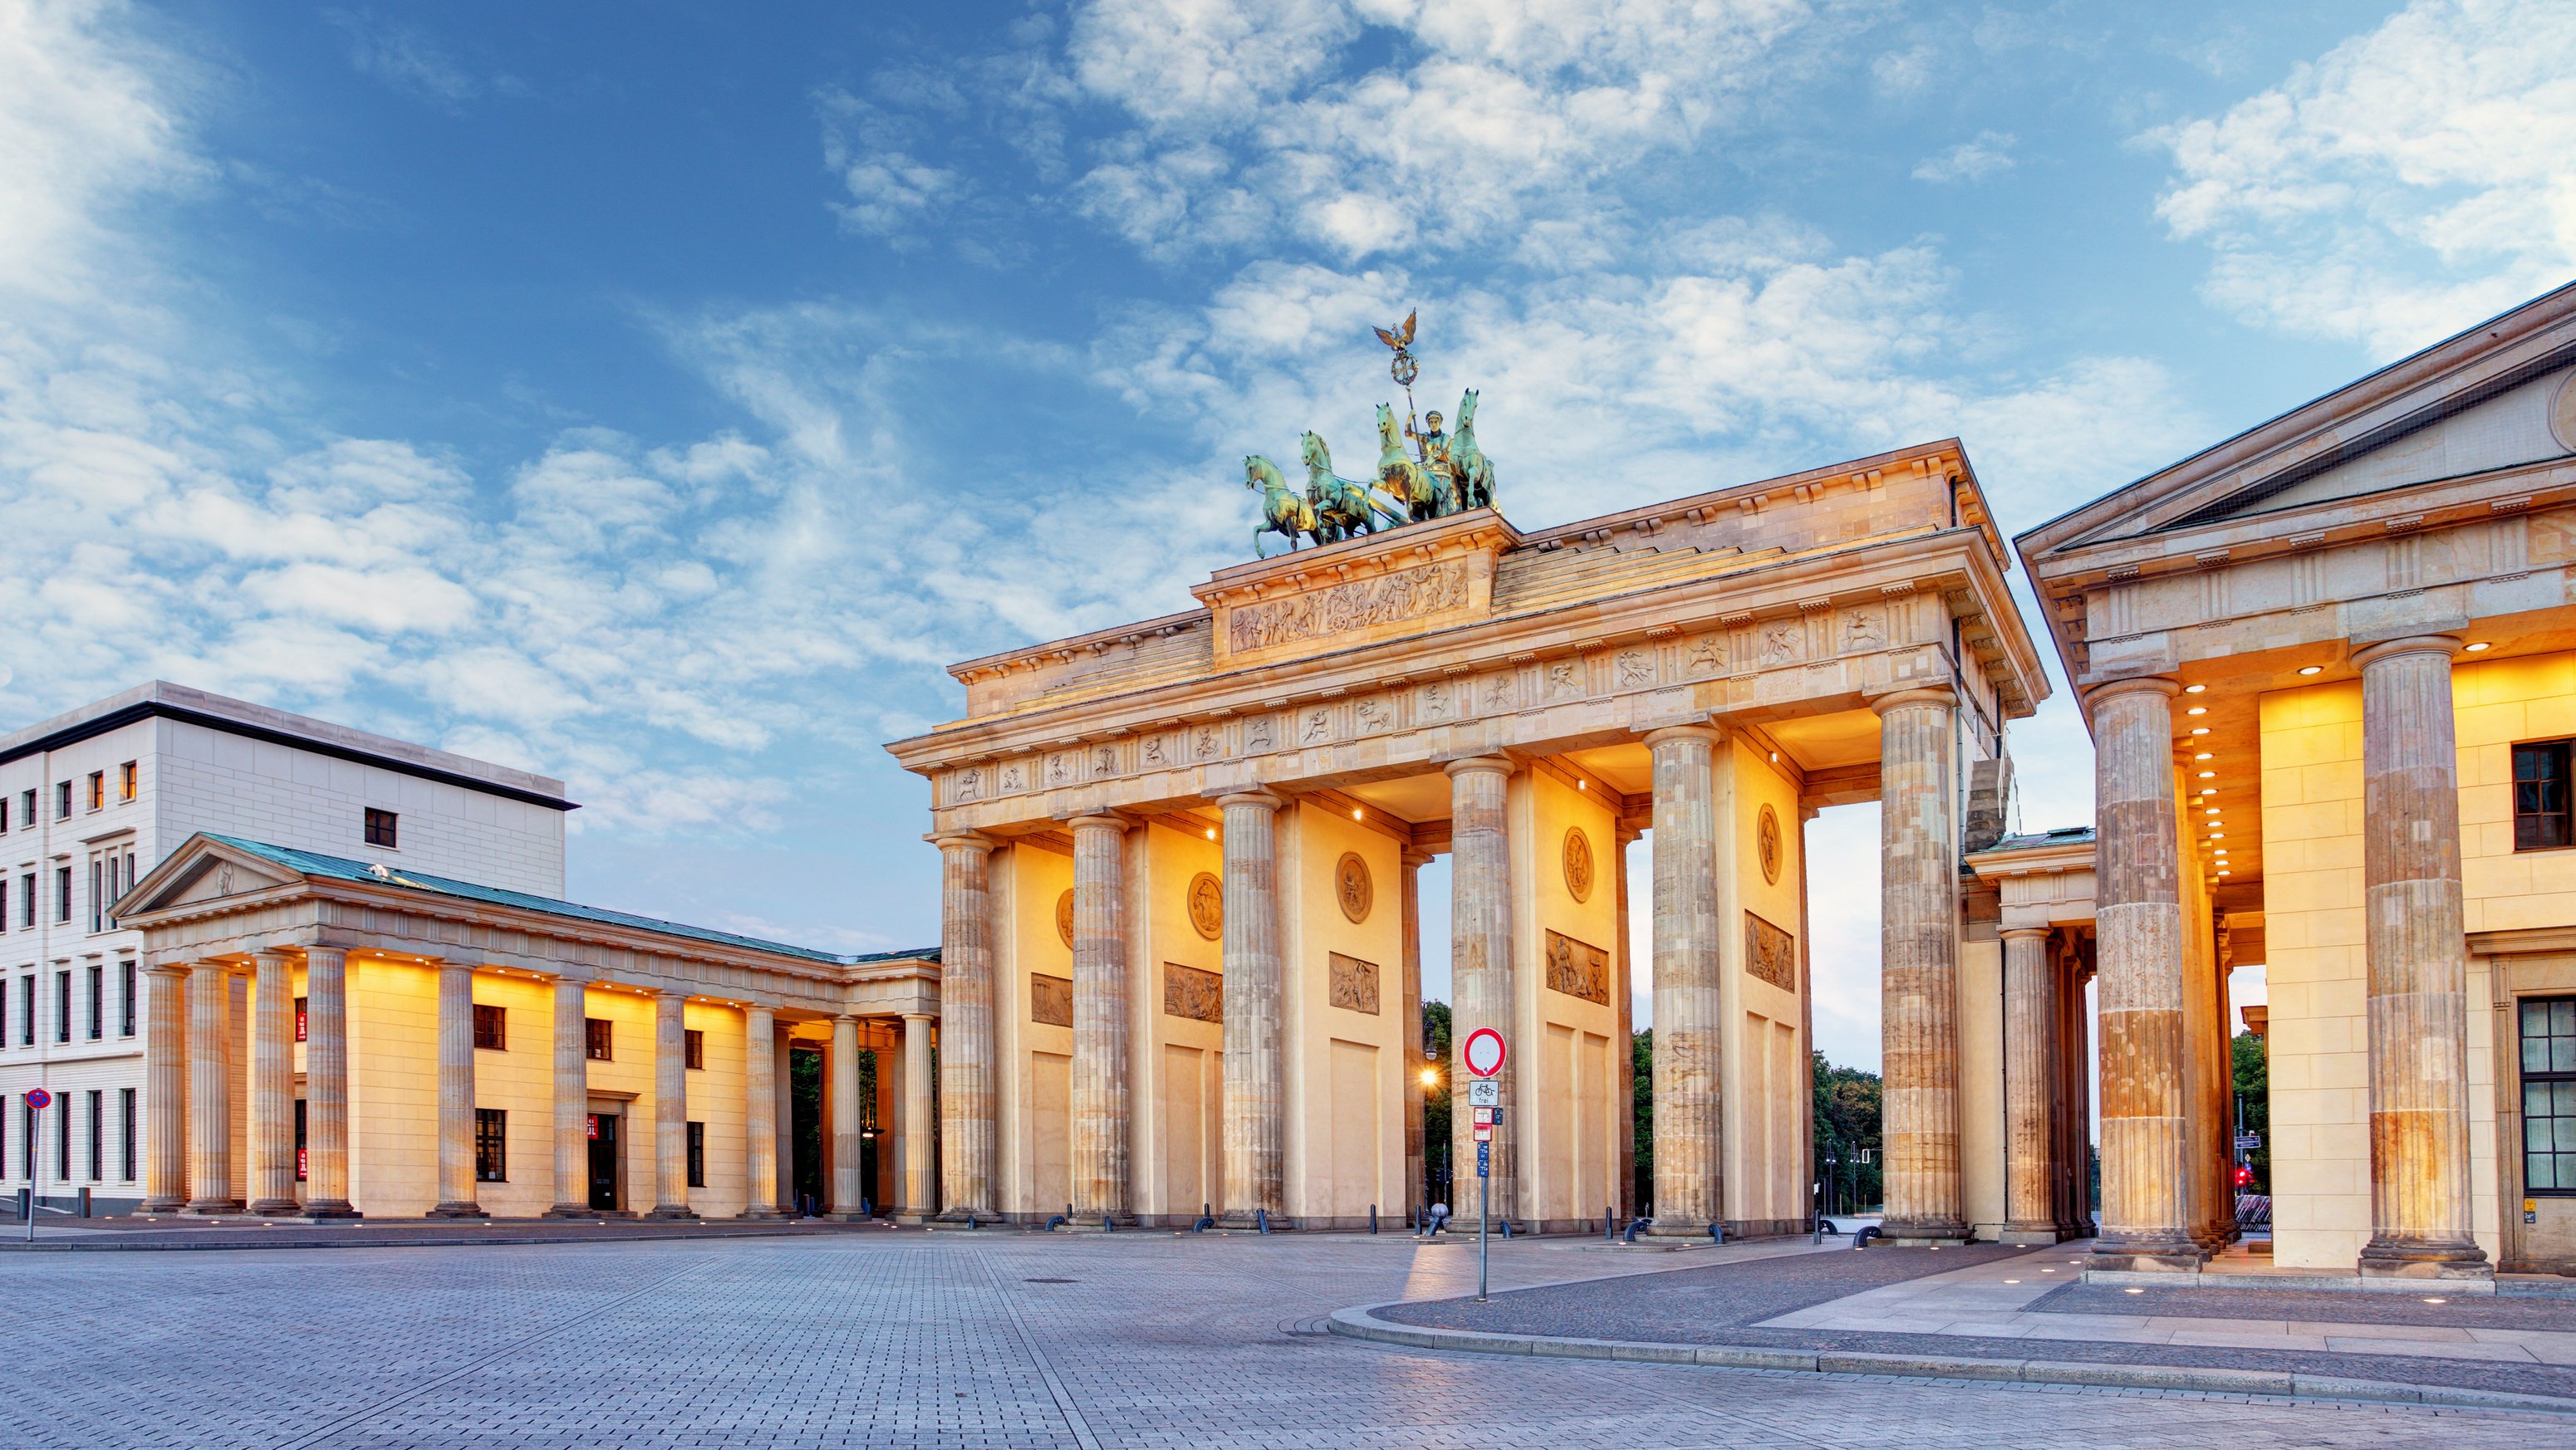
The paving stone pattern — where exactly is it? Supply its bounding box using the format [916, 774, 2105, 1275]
[2029, 1281, 2576, 1330]
[0, 1233, 2550, 1448]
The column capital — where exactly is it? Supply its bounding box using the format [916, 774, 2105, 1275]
[252, 947, 292, 967]
[1400, 845, 1436, 868]
[1637, 723, 1722, 750]
[925, 829, 996, 855]
[300, 943, 347, 963]
[145, 958, 190, 980]
[1868, 684, 1958, 716]
[1441, 754, 1514, 781]
[1211, 786, 1287, 811]
[2079, 674, 2179, 717]
[1064, 811, 1133, 834]
[2350, 633, 2463, 671]
[1998, 926, 2053, 943]
[901, 1010, 935, 1023]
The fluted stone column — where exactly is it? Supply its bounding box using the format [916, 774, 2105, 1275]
[300, 947, 357, 1218]
[2354, 634, 2490, 1277]
[828, 1013, 866, 1218]
[544, 974, 591, 1217]
[1218, 788, 1288, 1227]
[1643, 726, 1723, 1235]
[1876, 687, 1967, 1242]
[2088, 677, 2201, 1267]
[248, 950, 298, 1215]
[1401, 846, 1430, 1217]
[931, 831, 996, 1222]
[182, 962, 240, 1214]
[2000, 927, 2058, 1243]
[425, 958, 484, 1217]
[1617, 822, 1644, 1222]
[141, 962, 190, 1212]
[738, 1003, 783, 1219]
[1446, 757, 1518, 1228]
[1068, 813, 1135, 1226]
[774, 1030, 795, 1212]
[645, 991, 695, 1218]
[902, 1012, 935, 1218]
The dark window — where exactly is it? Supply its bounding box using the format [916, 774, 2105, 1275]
[54, 970, 70, 1043]
[55, 865, 71, 923]
[294, 996, 307, 1043]
[2515, 742, 2574, 850]
[685, 1120, 705, 1188]
[364, 808, 398, 849]
[586, 1017, 612, 1061]
[0, 878, 7, 931]
[2524, 997, 2576, 1195]
[684, 1028, 704, 1070]
[474, 1109, 507, 1183]
[86, 964, 101, 1040]
[55, 1095, 69, 1182]
[54, 781, 70, 820]
[86, 1090, 101, 1181]
[295, 1099, 307, 1181]
[119, 762, 136, 801]
[0, 794, 7, 830]
[120, 1088, 135, 1181]
[120, 960, 135, 1036]
[473, 1002, 505, 1051]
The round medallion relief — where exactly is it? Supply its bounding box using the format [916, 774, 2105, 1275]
[1562, 826, 1595, 904]
[1757, 803, 1784, 885]
[1055, 889, 1075, 949]
[1187, 871, 1224, 940]
[1335, 852, 1373, 923]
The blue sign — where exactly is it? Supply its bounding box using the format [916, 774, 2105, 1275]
[1475, 1140, 1490, 1178]
[23, 1089, 50, 1112]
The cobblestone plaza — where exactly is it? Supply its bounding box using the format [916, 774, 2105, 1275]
[0, 1232, 2553, 1448]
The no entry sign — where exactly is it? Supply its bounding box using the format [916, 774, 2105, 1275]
[23, 1089, 50, 1111]
[1461, 1027, 1506, 1079]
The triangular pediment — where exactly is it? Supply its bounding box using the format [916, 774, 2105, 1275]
[2020, 280, 2576, 559]
[115, 835, 302, 922]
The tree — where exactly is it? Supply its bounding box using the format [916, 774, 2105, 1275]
[1812, 1054, 1883, 1214]
[1631, 1028, 1653, 1211]
[1421, 1001, 1452, 1206]
[2232, 1031, 2269, 1193]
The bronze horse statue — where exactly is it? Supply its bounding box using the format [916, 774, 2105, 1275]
[1243, 454, 1323, 558]
[1450, 388, 1495, 511]
[1376, 403, 1450, 521]
[1301, 431, 1406, 542]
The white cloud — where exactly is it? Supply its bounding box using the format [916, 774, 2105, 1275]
[2150, 0, 2576, 358]
[1912, 130, 2015, 184]
[324, 8, 484, 104]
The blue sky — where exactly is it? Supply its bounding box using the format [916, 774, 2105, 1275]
[7, 0, 2573, 1070]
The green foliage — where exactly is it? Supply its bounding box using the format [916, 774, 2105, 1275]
[1421, 1002, 1453, 1204]
[2233, 1031, 2270, 1193]
[1631, 1028, 1653, 1196]
[1812, 1053, 1884, 1214]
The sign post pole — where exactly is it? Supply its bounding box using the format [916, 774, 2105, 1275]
[1460, 1028, 1506, 1304]
[24, 1087, 51, 1242]
[1478, 1145, 1489, 1302]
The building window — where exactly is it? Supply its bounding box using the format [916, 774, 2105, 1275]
[55, 1095, 69, 1182]
[586, 1017, 612, 1061]
[684, 1028, 704, 1070]
[2515, 741, 2574, 850]
[55, 865, 71, 923]
[0, 878, 7, 931]
[294, 996, 307, 1043]
[119, 762, 136, 802]
[119, 960, 135, 1036]
[473, 1003, 506, 1051]
[15, 1095, 28, 1178]
[16, 790, 30, 828]
[17, 873, 32, 928]
[686, 1121, 705, 1188]
[474, 1109, 507, 1183]
[85, 772, 103, 811]
[54, 781, 70, 820]
[85, 1090, 101, 1181]
[0, 794, 7, 831]
[2524, 997, 2576, 1194]
[86, 964, 101, 1040]
[364, 808, 398, 849]
[54, 970, 70, 1043]
[16, 977, 30, 1046]
[120, 1088, 136, 1181]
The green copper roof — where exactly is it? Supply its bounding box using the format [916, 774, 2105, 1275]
[203, 835, 936, 967]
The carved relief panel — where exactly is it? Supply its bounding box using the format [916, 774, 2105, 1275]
[1543, 929, 1610, 1006]
[1164, 963, 1222, 1023]
[1328, 953, 1381, 1014]
[1744, 912, 1796, 992]
[1032, 973, 1074, 1027]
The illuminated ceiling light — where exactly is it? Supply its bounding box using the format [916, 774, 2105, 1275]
[1769, 750, 1779, 763]
[2199, 771, 2215, 779]
[2297, 665, 2323, 676]
[2195, 752, 2214, 761]
[2464, 643, 2490, 654]
[2210, 832, 2225, 840]
[2184, 683, 2206, 694]
[1205, 828, 1216, 840]
[1577, 779, 1587, 791]
[2205, 808, 2221, 816]
[2216, 870, 2231, 877]
[2191, 727, 2210, 736]
[1352, 807, 1363, 821]
[2186, 706, 2207, 716]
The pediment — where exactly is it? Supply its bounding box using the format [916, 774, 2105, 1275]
[115, 836, 302, 921]
[2022, 280, 2576, 561]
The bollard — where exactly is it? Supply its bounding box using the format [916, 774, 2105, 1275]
[1708, 1222, 1724, 1244]
[1369, 1203, 1377, 1235]
[1256, 1207, 1270, 1235]
[1622, 1217, 1650, 1243]
[79, 1186, 91, 1219]
[1603, 1206, 1614, 1242]
[861, 1196, 871, 1218]
[1045, 1213, 1069, 1231]
[1499, 1219, 1513, 1240]
[1192, 1214, 1214, 1232]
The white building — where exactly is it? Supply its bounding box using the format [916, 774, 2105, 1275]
[1, 682, 571, 1211]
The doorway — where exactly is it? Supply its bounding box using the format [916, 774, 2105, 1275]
[587, 1112, 621, 1212]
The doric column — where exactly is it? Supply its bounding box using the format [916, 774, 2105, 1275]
[1401, 846, 1430, 1217]
[1068, 813, 1134, 1226]
[1219, 787, 1288, 1227]
[646, 991, 695, 1218]
[2353, 634, 2490, 1277]
[828, 1013, 866, 1217]
[902, 1012, 935, 1217]
[425, 958, 484, 1217]
[930, 831, 996, 1221]
[300, 948, 357, 1217]
[544, 973, 591, 1217]
[1875, 686, 1967, 1242]
[1616, 821, 1643, 1222]
[1999, 927, 2058, 1242]
[141, 961, 190, 1212]
[182, 962, 239, 1214]
[247, 950, 298, 1215]
[2088, 676, 2201, 1266]
[1445, 757, 1517, 1227]
[1642, 726, 1722, 1235]
[773, 1030, 795, 1212]
[738, 1003, 782, 1219]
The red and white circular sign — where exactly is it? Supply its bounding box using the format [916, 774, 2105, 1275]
[1460, 1027, 1507, 1079]
[24, 1088, 51, 1111]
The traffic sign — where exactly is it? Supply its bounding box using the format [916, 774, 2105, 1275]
[1467, 1079, 1499, 1108]
[1475, 1140, 1490, 1178]
[2234, 1134, 2261, 1151]
[1471, 1106, 1494, 1128]
[23, 1089, 49, 1112]
[1461, 1027, 1506, 1079]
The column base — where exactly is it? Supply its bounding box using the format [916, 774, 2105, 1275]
[2359, 1239, 2494, 1281]
[542, 1204, 596, 1219]
[734, 1205, 789, 1221]
[1997, 1221, 2070, 1246]
[643, 1204, 700, 1221]
[2090, 1232, 2209, 1271]
[933, 1208, 994, 1227]
[817, 1211, 876, 1222]
[248, 1198, 302, 1217]
[890, 1212, 936, 1226]
[1218, 1210, 1297, 1232]
[137, 1197, 189, 1215]
[1644, 1215, 1720, 1238]
[302, 1201, 363, 1220]
[423, 1202, 488, 1219]
[1879, 1217, 1972, 1247]
[181, 1198, 243, 1216]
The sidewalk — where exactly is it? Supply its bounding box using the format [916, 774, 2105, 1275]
[0, 1213, 912, 1251]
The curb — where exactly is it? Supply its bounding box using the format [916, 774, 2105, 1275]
[1324, 1303, 2576, 1417]
[0, 1224, 904, 1252]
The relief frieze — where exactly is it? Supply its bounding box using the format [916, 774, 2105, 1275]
[1032, 973, 1074, 1027]
[1328, 952, 1381, 1014]
[1745, 912, 1796, 992]
[1224, 558, 1472, 654]
[1543, 928, 1610, 1006]
[1164, 963, 1222, 1023]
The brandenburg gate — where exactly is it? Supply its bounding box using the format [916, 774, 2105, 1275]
[889, 439, 2048, 1235]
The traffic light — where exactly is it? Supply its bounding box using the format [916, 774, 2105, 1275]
[2234, 1163, 2253, 1188]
